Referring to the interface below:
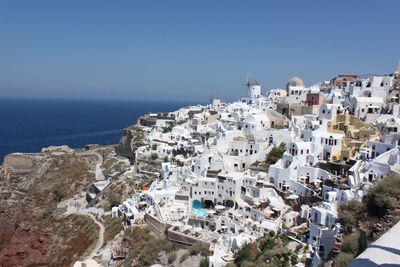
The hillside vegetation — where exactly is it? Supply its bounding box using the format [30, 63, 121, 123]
[334, 172, 400, 266]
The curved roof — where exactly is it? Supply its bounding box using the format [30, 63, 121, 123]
[286, 77, 305, 89]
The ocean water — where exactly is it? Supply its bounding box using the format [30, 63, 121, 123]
[0, 99, 198, 162]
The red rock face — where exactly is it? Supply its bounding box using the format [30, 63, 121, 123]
[0, 153, 100, 266]
[0, 205, 50, 267]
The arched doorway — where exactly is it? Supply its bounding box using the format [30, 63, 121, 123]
[202, 200, 214, 209]
[224, 199, 235, 208]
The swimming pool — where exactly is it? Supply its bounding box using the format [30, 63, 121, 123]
[194, 208, 208, 216]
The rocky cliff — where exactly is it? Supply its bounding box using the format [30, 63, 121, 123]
[0, 118, 150, 266]
[0, 150, 99, 266]
[115, 123, 147, 159]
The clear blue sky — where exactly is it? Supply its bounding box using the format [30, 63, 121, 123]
[0, 0, 399, 102]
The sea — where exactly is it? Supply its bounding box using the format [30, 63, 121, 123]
[0, 98, 202, 163]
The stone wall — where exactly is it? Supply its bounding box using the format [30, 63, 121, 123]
[144, 213, 166, 237]
[167, 229, 210, 249]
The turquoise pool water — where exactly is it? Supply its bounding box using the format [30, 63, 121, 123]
[194, 208, 208, 216]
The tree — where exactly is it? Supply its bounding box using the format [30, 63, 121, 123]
[338, 200, 366, 232]
[365, 172, 400, 217]
[235, 243, 255, 265]
[341, 232, 360, 255]
[266, 143, 286, 164]
[333, 252, 355, 267]
[259, 238, 275, 252]
[268, 230, 275, 238]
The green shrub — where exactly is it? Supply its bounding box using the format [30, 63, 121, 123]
[180, 252, 189, 263]
[53, 188, 64, 202]
[110, 200, 120, 209]
[301, 255, 307, 263]
[168, 251, 177, 263]
[151, 153, 158, 160]
[239, 261, 258, 267]
[199, 257, 209, 267]
[290, 255, 298, 265]
[338, 200, 366, 231]
[235, 243, 255, 264]
[341, 232, 360, 255]
[268, 230, 275, 238]
[191, 241, 203, 255]
[365, 172, 400, 217]
[39, 212, 49, 220]
[266, 143, 286, 164]
[279, 233, 290, 245]
[259, 238, 275, 252]
[334, 252, 355, 267]
[139, 238, 174, 265]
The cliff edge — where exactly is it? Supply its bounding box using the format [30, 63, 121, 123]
[115, 123, 147, 159]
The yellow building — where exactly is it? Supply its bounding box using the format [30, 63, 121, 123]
[327, 114, 380, 161]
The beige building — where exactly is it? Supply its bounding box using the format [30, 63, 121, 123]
[327, 114, 380, 161]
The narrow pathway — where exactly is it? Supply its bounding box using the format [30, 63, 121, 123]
[58, 150, 107, 261]
[77, 150, 105, 181]
[81, 212, 105, 261]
